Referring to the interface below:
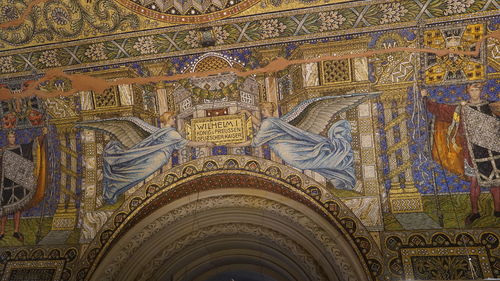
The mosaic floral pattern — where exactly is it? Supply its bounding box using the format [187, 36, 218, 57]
[184, 30, 200, 48]
[133, 36, 158, 55]
[318, 11, 346, 31]
[260, 19, 287, 39]
[84, 43, 108, 61]
[379, 3, 409, 24]
[213, 26, 230, 45]
[0, 56, 15, 73]
[444, 0, 475, 15]
[39, 50, 61, 67]
[0, 0, 496, 74]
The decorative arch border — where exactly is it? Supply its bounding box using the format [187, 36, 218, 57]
[76, 155, 384, 280]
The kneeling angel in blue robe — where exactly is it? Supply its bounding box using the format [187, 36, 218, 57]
[230, 94, 376, 190]
[78, 112, 214, 204]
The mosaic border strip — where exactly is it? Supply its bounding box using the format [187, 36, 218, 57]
[0, 0, 498, 77]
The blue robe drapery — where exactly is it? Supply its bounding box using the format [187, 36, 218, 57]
[102, 127, 188, 204]
[252, 117, 356, 190]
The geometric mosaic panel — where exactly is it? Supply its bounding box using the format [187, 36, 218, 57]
[386, 232, 500, 280]
[321, 59, 352, 84]
[1, 260, 65, 281]
[402, 247, 490, 280]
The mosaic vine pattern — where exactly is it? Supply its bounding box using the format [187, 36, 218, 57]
[1, 0, 498, 75]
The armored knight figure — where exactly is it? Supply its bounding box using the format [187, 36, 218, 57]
[0, 128, 48, 242]
[422, 83, 500, 225]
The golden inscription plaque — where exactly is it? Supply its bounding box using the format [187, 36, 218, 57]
[185, 113, 253, 145]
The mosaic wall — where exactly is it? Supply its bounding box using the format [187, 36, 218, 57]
[0, 0, 499, 279]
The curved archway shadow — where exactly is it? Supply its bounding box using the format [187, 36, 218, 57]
[203, 270, 278, 281]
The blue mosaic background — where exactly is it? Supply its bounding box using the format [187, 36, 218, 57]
[377, 79, 499, 194]
[409, 79, 500, 194]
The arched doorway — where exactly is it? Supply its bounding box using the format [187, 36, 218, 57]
[77, 156, 382, 281]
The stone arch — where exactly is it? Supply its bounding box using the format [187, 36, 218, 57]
[76, 156, 383, 281]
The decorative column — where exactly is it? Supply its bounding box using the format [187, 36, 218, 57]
[255, 47, 283, 163]
[50, 118, 80, 230]
[79, 91, 97, 210]
[358, 101, 380, 196]
[43, 97, 81, 231]
[118, 84, 134, 106]
[156, 82, 175, 114]
[378, 83, 423, 213]
[263, 71, 282, 163]
[155, 83, 174, 171]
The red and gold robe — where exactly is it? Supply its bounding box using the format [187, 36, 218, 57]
[425, 98, 471, 179]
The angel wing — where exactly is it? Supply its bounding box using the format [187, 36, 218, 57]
[76, 117, 158, 149]
[281, 93, 380, 136]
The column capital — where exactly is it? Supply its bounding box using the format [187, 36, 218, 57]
[50, 117, 80, 134]
[375, 82, 413, 105]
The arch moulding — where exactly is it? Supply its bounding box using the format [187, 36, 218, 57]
[75, 155, 385, 281]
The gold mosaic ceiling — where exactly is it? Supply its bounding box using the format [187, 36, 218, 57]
[0, 0, 497, 81]
[0, 0, 353, 50]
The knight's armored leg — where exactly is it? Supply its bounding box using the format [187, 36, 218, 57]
[465, 176, 481, 225]
[12, 211, 23, 242]
[0, 216, 6, 238]
[490, 186, 500, 217]
[13, 211, 20, 233]
[470, 177, 480, 214]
